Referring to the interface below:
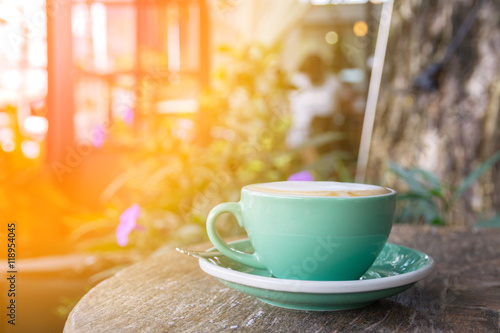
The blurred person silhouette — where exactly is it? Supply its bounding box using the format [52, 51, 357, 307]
[287, 53, 341, 165]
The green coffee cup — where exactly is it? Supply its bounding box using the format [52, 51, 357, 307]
[207, 181, 396, 281]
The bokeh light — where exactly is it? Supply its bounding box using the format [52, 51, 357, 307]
[325, 31, 339, 44]
[353, 20, 368, 37]
[21, 140, 41, 159]
[23, 116, 49, 136]
[0, 127, 14, 142]
[2, 140, 15, 152]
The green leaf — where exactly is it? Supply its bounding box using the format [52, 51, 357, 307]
[417, 200, 443, 225]
[397, 192, 434, 202]
[388, 162, 429, 196]
[394, 191, 444, 225]
[428, 188, 445, 199]
[395, 201, 417, 223]
[452, 149, 500, 202]
[412, 168, 442, 190]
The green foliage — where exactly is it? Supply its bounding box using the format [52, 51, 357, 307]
[71, 43, 355, 254]
[388, 149, 500, 225]
[74, 44, 298, 254]
[452, 149, 500, 202]
[389, 163, 446, 225]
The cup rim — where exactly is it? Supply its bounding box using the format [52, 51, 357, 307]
[242, 181, 396, 199]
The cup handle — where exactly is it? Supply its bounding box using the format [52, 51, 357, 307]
[206, 202, 266, 269]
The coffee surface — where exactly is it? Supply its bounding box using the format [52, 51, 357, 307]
[245, 181, 391, 197]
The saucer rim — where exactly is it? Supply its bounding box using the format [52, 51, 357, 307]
[199, 240, 434, 294]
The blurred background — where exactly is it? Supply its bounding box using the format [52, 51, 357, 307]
[1, 0, 499, 331]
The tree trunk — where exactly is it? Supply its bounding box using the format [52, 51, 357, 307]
[368, 0, 500, 226]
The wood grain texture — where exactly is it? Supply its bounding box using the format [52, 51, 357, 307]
[368, 0, 500, 226]
[64, 225, 499, 332]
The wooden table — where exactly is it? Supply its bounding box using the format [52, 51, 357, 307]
[64, 225, 500, 332]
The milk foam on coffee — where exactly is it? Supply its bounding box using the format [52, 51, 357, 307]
[246, 181, 391, 197]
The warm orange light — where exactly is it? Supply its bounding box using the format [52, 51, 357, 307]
[0, 127, 14, 142]
[0, 112, 10, 126]
[23, 116, 48, 135]
[90, 2, 108, 71]
[1, 140, 15, 152]
[353, 21, 368, 37]
[21, 140, 40, 159]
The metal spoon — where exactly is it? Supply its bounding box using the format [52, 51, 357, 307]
[175, 247, 224, 259]
[176, 247, 266, 274]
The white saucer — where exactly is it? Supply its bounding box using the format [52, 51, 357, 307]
[199, 239, 434, 311]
